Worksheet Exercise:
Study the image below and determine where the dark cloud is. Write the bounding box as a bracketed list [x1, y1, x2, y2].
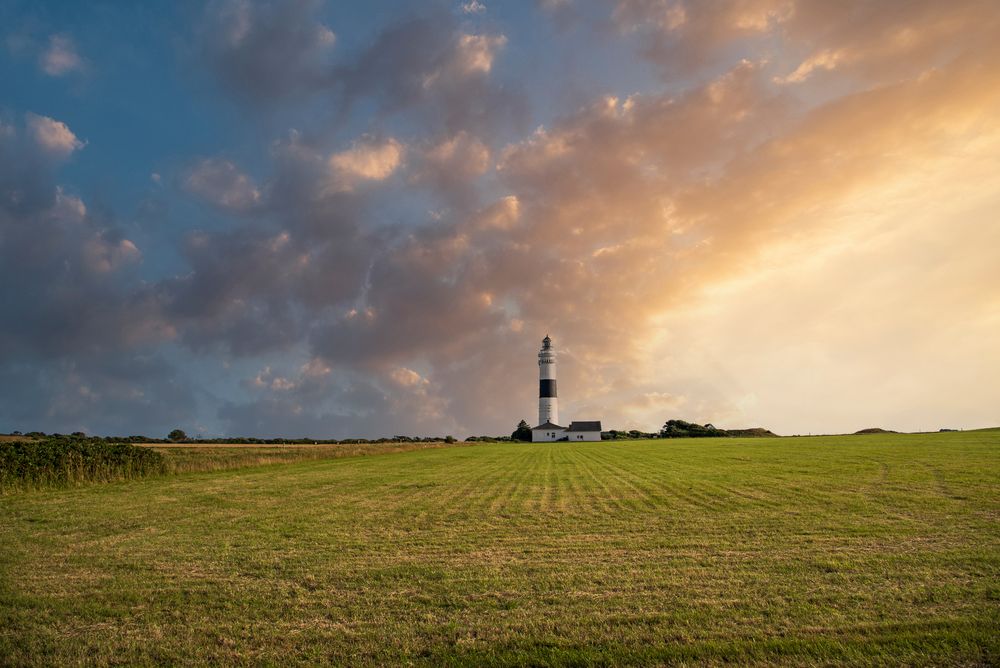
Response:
[0, 355, 198, 437]
[198, 2, 526, 136]
[183, 158, 262, 212]
[331, 12, 525, 136]
[160, 227, 312, 357]
[408, 131, 491, 208]
[0, 114, 164, 361]
[199, 0, 336, 102]
[218, 365, 456, 438]
[0, 115, 196, 435]
[162, 133, 385, 356]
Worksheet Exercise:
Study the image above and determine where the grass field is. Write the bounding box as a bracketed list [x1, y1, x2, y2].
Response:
[1, 431, 998, 665]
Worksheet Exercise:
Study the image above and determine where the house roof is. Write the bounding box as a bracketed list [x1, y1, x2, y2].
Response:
[532, 421, 565, 430]
[567, 421, 602, 432]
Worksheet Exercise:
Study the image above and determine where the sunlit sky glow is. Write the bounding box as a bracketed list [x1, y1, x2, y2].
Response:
[2, 0, 998, 438]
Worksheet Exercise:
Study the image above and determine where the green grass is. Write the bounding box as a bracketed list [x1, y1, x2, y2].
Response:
[1, 431, 998, 666]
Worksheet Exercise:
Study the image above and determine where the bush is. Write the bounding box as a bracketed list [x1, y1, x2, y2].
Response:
[601, 429, 659, 440]
[0, 438, 165, 493]
[660, 420, 728, 438]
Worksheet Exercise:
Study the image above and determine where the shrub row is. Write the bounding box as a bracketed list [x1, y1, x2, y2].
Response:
[0, 438, 165, 493]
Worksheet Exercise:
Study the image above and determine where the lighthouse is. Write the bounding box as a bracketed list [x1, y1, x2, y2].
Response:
[538, 335, 558, 426]
[530, 334, 603, 442]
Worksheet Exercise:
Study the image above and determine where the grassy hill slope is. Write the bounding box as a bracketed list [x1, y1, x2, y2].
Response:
[1, 431, 998, 665]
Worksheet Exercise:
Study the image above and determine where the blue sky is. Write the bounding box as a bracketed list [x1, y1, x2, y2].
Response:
[2, 0, 998, 438]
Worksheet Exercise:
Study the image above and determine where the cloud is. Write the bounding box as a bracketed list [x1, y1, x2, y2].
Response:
[39, 34, 85, 76]
[774, 48, 845, 84]
[611, 0, 790, 76]
[0, 114, 178, 437]
[249, 366, 298, 391]
[199, 4, 525, 137]
[184, 158, 262, 211]
[461, 1, 486, 14]
[154, 124, 392, 360]
[327, 137, 404, 192]
[389, 366, 427, 387]
[26, 113, 85, 157]
[218, 364, 454, 438]
[162, 228, 312, 356]
[411, 131, 491, 204]
[199, 0, 336, 102]
[472, 195, 520, 230]
[453, 33, 507, 75]
[539, 0, 572, 8]
[773, 0, 997, 83]
[330, 12, 524, 136]
[0, 355, 199, 437]
[82, 237, 141, 274]
[424, 132, 490, 175]
[608, 0, 999, 84]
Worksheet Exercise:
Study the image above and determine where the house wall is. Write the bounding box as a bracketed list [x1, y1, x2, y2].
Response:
[531, 429, 566, 442]
[567, 431, 601, 442]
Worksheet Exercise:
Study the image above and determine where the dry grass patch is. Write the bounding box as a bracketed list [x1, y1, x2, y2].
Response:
[146, 440, 463, 475]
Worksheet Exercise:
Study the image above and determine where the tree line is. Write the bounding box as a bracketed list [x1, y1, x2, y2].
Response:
[10, 430, 460, 446]
[6, 417, 775, 450]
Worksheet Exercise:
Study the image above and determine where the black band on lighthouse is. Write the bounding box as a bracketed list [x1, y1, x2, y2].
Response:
[539, 379, 557, 398]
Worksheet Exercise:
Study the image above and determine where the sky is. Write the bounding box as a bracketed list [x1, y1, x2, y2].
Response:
[1, 0, 998, 439]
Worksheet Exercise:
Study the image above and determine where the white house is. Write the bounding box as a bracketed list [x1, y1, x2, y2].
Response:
[565, 421, 602, 442]
[531, 421, 566, 442]
[530, 420, 603, 442]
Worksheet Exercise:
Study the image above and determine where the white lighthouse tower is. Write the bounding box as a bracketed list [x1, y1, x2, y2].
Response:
[538, 335, 559, 426]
